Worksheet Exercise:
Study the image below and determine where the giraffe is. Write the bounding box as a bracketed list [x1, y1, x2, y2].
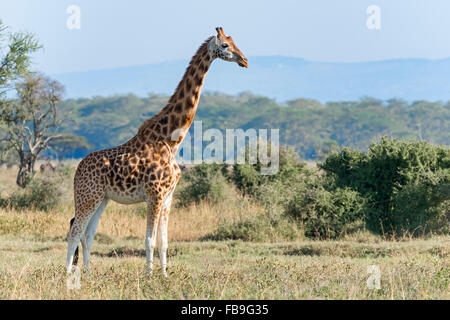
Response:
[66, 27, 248, 276]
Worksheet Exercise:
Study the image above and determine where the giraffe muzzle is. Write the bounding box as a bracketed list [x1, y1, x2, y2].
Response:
[238, 58, 248, 68]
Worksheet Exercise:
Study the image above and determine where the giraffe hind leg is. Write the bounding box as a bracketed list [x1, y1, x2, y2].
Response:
[69, 217, 79, 266]
[67, 196, 106, 273]
[81, 198, 109, 271]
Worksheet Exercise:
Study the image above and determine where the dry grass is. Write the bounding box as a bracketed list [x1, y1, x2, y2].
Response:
[0, 234, 448, 299]
[0, 165, 449, 299]
[0, 190, 262, 242]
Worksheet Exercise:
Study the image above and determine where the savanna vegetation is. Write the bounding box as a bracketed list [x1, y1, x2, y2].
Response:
[0, 20, 448, 300]
[0, 138, 448, 299]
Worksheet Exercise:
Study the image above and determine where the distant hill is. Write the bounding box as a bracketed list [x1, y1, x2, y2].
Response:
[52, 56, 450, 102]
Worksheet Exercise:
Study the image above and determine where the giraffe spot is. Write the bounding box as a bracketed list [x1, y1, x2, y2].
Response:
[195, 75, 202, 86]
[186, 79, 192, 91]
[162, 126, 168, 135]
[175, 103, 183, 112]
[160, 116, 168, 125]
[184, 99, 194, 109]
[178, 88, 184, 99]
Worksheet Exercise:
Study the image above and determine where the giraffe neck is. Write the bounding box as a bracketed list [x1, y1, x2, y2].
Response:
[137, 37, 215, 150]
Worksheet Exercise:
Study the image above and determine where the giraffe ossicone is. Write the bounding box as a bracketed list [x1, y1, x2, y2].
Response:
[66, 27, 248, 276]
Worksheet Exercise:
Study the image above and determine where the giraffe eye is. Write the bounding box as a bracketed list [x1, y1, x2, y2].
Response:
[221, 43, 228, 48]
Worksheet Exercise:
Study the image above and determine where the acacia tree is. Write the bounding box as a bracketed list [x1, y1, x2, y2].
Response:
[48, 134, 92, 160]
[1, 74, 65, 187]
[0, 20, 40, 105]
[0, 20, 40, 162]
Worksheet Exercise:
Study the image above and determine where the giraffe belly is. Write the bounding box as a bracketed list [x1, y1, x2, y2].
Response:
[105, 186, 146, 204]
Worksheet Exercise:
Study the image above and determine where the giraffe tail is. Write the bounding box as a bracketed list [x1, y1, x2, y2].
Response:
[69, 217, 79, 265]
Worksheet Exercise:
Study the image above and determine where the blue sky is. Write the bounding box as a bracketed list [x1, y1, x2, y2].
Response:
[1, 0, 449, 74]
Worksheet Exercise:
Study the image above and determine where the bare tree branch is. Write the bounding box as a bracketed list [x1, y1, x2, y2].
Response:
[1, 73, 65, 187]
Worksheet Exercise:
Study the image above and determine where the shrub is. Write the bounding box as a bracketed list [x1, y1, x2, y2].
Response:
[321, 137, 450, 237]
[175, 163, 232, 207]
[2, 175, 63, 211]
[231, 163, 261, 196]
[286, 186, 365, 239]
[231, 146, 306, 196]
[380, 169, 449, 236]
[0, 163, 73, 211]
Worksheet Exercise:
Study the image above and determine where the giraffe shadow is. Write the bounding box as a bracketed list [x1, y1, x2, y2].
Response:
[93, 246, 181, 258]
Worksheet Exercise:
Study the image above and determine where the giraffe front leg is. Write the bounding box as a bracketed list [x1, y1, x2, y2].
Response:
[158, 213, 169, 277]
[145, 198, 162, 275]
[158, 189, 173, 277]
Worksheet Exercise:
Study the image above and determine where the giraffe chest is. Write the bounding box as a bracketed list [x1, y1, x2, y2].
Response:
[103, 160, 179, 205]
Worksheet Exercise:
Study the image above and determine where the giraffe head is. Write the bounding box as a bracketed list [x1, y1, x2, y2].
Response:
[211, 27, 248, 68]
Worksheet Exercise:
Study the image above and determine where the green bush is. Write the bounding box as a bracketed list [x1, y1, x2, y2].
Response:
[321, 137, 450, 237]
[379, 169, 449, 236]
[286, 186, 365, 239]
[175, 163, 231, 207]
[231, 146, 306, 196]
[0, 163, 73, 211]
[231, 163, 261, 196]
[1, 175, 63, 211]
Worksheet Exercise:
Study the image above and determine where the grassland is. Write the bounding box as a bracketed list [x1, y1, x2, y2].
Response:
[0, 165, 448, 300]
